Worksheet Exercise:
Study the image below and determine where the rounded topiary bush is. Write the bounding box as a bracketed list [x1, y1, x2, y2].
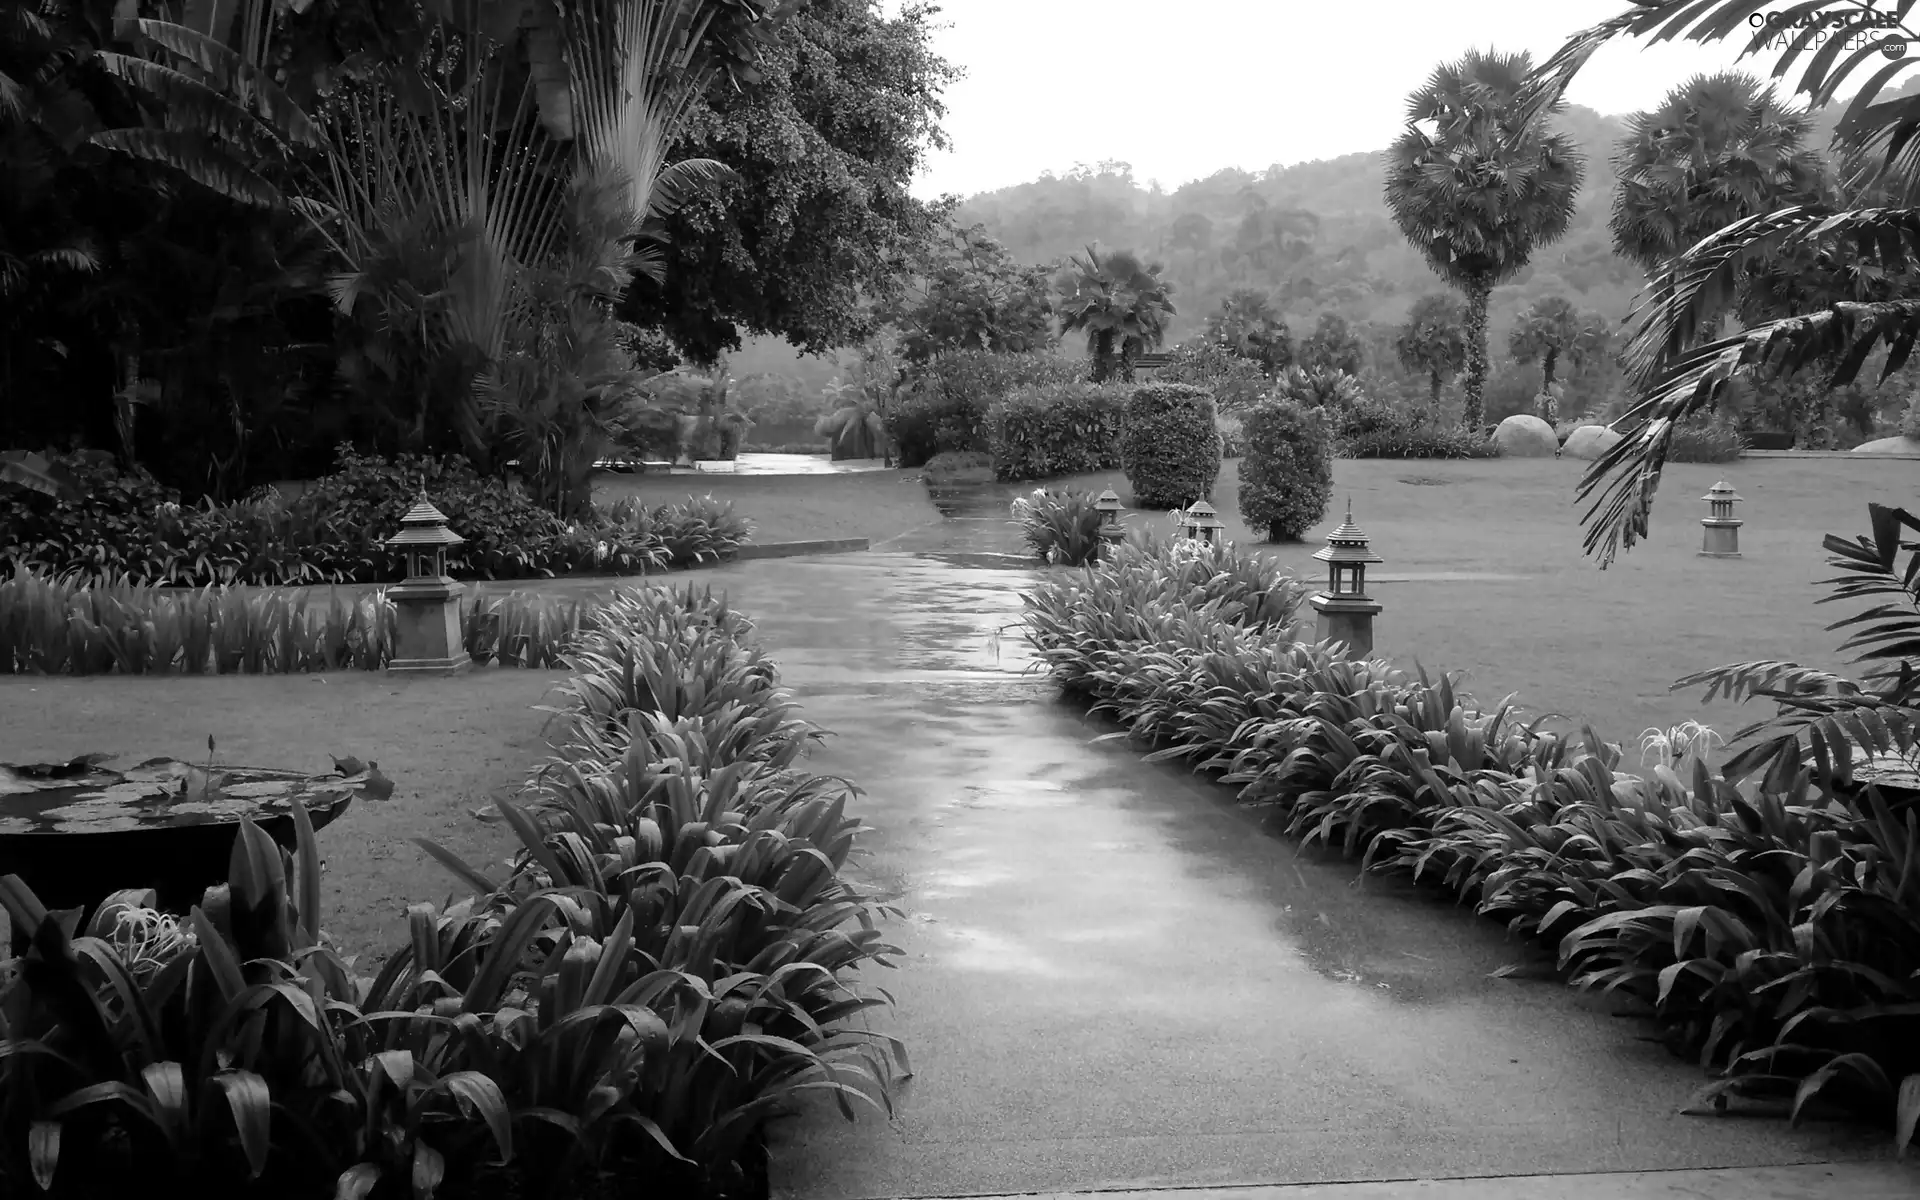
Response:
[1238, 399, 1332, 542]
[1120, 382, 1221, 510]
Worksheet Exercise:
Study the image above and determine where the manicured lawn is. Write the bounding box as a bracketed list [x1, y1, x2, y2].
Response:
[0, 670, 570, 958]
[594, 466, 942, 546]
[1063, 454, 1920, 750]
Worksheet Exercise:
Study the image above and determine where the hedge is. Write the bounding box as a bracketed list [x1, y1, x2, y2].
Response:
[1120, 383, 1221, 510]
[984, 381, 1130, 481]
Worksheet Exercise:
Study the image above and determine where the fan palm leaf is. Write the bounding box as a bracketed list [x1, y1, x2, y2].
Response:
[1523, 3, 1920, 565]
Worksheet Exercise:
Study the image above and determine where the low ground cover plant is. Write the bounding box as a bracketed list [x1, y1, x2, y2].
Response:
[0, 584, 903, 1198]
[1333, 400, 1501, 459]
[0, 569, 600, 674]
[1009, 488, 1106, 566]
[0, 448, 749, 587]
[1024, 515, 1920, 1147]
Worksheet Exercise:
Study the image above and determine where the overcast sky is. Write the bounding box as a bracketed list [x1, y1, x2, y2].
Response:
[904, 0, 1863, 200]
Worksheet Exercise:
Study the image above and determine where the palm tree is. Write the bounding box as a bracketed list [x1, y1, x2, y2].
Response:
[1054, 245, 1175, 383]
[1520, 2, 1920, 568]
[1393, 293, 1468, 414]
[1610, 72, 1828, 365]
[1384, 48, 1585, 430]
[90, 0, 779, 513]
[1508, 295, 1610, 398]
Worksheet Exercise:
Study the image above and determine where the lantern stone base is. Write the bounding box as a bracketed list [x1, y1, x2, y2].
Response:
[387, 577, 471, 675]
[1700, 520, 1742, 558]
[1311, 592, 1382, 659]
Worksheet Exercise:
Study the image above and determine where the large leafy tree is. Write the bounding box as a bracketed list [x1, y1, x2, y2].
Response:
[1507, 294, 1607, 394]
[1204, 287, 1293, 375]
[616, 0, 955, 362]
[1611, 71, 1828, 364]
[888, 220, 1053, 360]
[1297, 311, 1365, 376]
[1385, 48, 1585, 429]
[1054, 244, 1175, 383]
[1393, 293, 1468, 412]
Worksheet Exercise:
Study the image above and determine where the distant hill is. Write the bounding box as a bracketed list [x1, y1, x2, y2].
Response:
[727, 79, 1919, 382]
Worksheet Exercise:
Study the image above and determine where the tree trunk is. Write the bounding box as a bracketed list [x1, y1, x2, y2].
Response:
[1541, 346, 1559, 392]
[1461, 278, 1492, 430]
[1428, 368, 1442, 413]
[1091, 329, 1114, 383]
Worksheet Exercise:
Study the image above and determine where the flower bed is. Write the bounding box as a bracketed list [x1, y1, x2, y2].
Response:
[1025, 531, 1920, 1145]
[0, 584, 903, 1197]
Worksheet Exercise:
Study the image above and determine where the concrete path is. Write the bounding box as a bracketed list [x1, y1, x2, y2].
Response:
[678, 506, 1908, 1200]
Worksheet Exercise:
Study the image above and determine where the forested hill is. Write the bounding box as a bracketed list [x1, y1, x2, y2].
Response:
[947, 90, 1899, 348]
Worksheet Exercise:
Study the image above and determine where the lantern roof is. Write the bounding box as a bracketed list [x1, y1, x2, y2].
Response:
[1095, 487, 1124, 511]
[385, 492, 466, 548]
[1312, 499, 1382, 566]
[1185, 499, 1225, 527]
[1702, 480, 1742, 503]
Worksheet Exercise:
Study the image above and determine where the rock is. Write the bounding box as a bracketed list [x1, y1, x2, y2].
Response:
[1560, 424, 1624, 461]
[1493, 414, 1560, 458]
[1852, 436, 1920, 455]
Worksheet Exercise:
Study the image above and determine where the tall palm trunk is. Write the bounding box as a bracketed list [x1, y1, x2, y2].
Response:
[1428, 368, 1443, 413]
[1541, 345, 1559, 392]
[1461, 277, 1492, 429]
[1091, 328, 1115, 383]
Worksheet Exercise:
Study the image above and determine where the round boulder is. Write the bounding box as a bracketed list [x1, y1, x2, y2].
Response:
[1493, 414, 1560, 458]
[1852, 436, 1920, 456]
[1560, 424, 1623, 461]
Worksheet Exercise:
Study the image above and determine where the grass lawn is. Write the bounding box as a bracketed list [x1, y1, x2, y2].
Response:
[1061, 454, 1920, 752]
[594, 466, 942, 547]
[0, 670, 572, 959]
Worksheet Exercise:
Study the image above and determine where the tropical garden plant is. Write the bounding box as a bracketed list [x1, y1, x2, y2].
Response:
[1507, 295, 1610, 414]
[1009, 488, 1106, 566]
[1054, 245, 1176, 383]
[1393, 294, 1468, 416]
[1384, 49, 1585, 429]
[1118, 383, 1221, 510]
[1236, 400, 1333, 542]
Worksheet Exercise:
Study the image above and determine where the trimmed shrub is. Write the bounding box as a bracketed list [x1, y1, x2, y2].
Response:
[1238, 401, 1333, 542]
[1120, 383, 1221, 510]
[1666, 414, 1744, 463]
[1902, 400, 1920, 441]
[1010, 487, 1106, 565]
[890, 350, 1083, 467]
[985, 381, 1130, 481]
[923, 449, 996, 485]
[1334, 400, 1501, 459]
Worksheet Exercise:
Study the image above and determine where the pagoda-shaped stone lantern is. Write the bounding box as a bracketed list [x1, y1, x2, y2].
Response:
[383, 492, 471, 675]
[1095, 488, 1126, 553]
[1180, 499, 1226, 546]
[1310, 499, 1383, 658]
[1699, 480, 1743, 558]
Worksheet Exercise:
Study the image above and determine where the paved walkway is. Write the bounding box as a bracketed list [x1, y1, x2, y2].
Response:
[665, 510, 1912, 1200]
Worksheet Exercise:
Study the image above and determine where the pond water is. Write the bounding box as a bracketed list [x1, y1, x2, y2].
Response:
[0, 757, 362, 835]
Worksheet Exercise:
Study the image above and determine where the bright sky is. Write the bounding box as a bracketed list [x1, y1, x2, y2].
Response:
[904, 0, 1885, 200]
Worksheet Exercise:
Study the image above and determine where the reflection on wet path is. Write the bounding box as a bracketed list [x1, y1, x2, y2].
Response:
[687, 488, 1876, 1200]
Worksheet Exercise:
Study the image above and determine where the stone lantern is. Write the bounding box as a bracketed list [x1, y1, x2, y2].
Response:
[1700, 481, 1743, 558]
[1180, 499, 1226, 546]
[383, 492, 472, 675]
[1309, 499, 1383, 658]
[1095, 488, 1125, 549]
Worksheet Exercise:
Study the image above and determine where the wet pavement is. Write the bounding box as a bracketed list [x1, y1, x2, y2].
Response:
[672, 497, 1896, 1199]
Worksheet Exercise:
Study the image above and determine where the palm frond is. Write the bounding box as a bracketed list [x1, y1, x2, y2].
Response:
[89, 127, 284, 206]
[646, 157, 735, 223]
[92, 52, 296, 163]
[118, 19, 320, 149]
[1579, 298, 1920, 566]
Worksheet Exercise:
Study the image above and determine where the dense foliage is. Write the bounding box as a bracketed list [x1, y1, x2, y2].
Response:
[1024, 520, 1920, 1149]
[1237, 401, 1333, 542]
[1333, 400, 1503, 459]
[984, 382, 1130, 481]
[1009, 488, 1106, 566]
[1119, 383, 1221, 510]
[0, 585, 904, 1197]
[887, 222, 1055, 360]
[889, 350, 1083, 466]
[0, 449, 748, 586]
[1055, 246, 1176, 382]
